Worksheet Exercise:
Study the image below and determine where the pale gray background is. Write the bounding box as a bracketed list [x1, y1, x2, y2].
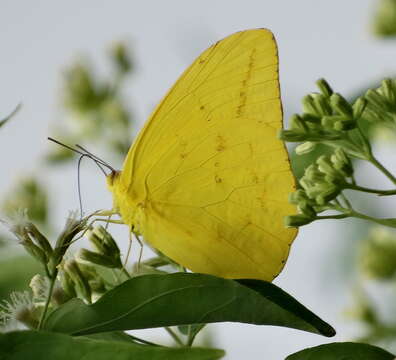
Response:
[1, 1, 396, 358]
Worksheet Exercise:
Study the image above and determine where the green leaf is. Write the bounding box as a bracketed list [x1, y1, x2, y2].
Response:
[44, 273, 335, 337]
[0, 330, 225, 360]
[286, 342, 395, 359]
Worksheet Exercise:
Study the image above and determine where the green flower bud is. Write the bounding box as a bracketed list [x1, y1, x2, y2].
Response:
[24, 241, 48, 265]
[77, 263, 107, 301]
[290, 114, 308, 131]
[301, 113, 321, 127]
[304, 164, 325, 183]
[380, 78, 396, 104]
[316, 156, 335, 175]
[278, 129, 307, 142]
[312, 93, 332, 116]
[352, 97, 367, 120]
[333, 118, 356, 131]
[360, 228, 396, 280]
[306, 130, 343, 141]
[26, 223, 53, 257]
[289, 189, 309, 204]
[299, 177, 314, 192]
[284, 214, 314, 227]
[316, 78, 333, 98]
[297, 200, 317, 218]
[51, 212, 87, 270]
[111, 43, 133, 74]
[373, 0, 396, 37]
[89, 226, 120, 256]
[302, 95, 318, 116]
[330, 93, 353, 118]
[63, 260, 91, 303]
[365, 89, 390, 113]
[295, 141, 316, 155]
[331, 148, 353, 177]
[64, 63, 108, 114]
[321, 115, 345, 130]
[59, 270, 77, 299]
[315, 183, 340, 205]
[77, 248, 122, 269]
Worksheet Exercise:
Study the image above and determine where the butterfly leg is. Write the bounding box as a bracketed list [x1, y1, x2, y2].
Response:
[70, 213, 125, 245]
[134, 232, 144, 269]
[123, 226, 144, 272]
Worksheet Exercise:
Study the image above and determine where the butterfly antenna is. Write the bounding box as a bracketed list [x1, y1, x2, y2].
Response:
[77, 154, 85, 219]
[48, 137, 113, 175]
[75, 144, 115, 172]
[47, 137, 85, 156]
[48, 137, 114, 218]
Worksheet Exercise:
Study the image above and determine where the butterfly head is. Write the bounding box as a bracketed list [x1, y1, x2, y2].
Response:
[106, 170, 121, 189]
[106, 170, 123, 214]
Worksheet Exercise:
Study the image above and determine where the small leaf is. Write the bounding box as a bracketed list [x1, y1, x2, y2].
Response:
[0, 330, 225, 360]
[0, 104, 21, 129]
[286, 342, 395, 360]
[44, 273, 335, 337]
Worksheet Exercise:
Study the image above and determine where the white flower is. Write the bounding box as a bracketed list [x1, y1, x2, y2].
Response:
[0, 291, 34, 331]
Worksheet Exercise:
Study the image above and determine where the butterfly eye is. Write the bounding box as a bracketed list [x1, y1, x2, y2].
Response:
[106, 170, 120, 187]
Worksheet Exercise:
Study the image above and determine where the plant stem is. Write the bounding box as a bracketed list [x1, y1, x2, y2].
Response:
[346, 184, 396, 196]
[186, 325, 193, 347]
[37, 269, 58, 330]
[339, 193, 353, 209]
[128, 334, 163, 347]
[349, 210, 396, 228]
[369, 155, 396, 186]
[121, 267, 131, 279]
[316, 214, 350, 220]
[165, 327, 184, 347]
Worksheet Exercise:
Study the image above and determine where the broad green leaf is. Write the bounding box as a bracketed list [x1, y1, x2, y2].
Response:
[44, 273, 335, 337]
[0, 330, 224, 360]
[286, 342, 395, 360]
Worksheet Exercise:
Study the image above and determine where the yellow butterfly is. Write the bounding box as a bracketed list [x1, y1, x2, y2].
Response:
[107, 29, 297, 281]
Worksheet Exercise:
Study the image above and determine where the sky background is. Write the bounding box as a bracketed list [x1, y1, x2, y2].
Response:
[1, 0, 396, 358]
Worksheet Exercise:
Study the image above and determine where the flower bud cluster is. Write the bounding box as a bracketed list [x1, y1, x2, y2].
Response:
[3, 210, 52, 266]
[47, 44, 134, 164]
[285, 148, 353, 227]
[3, 210, 87, 277]
[111, 43, 133, 75]
[78, 225, 122, 269]
[373, 0, 396, 37]
[60, 259, 107, 303]
[49, 212, 87, 274]
[364, 78, 396, 129]
[360, 228, 396, 280]
[280, 79, 366, 154]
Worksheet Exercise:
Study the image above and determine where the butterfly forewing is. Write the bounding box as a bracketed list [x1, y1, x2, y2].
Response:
[115, 29, 297, 281]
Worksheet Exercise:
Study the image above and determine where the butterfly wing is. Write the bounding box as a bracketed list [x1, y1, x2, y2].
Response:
[115, 29, 297, 281]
